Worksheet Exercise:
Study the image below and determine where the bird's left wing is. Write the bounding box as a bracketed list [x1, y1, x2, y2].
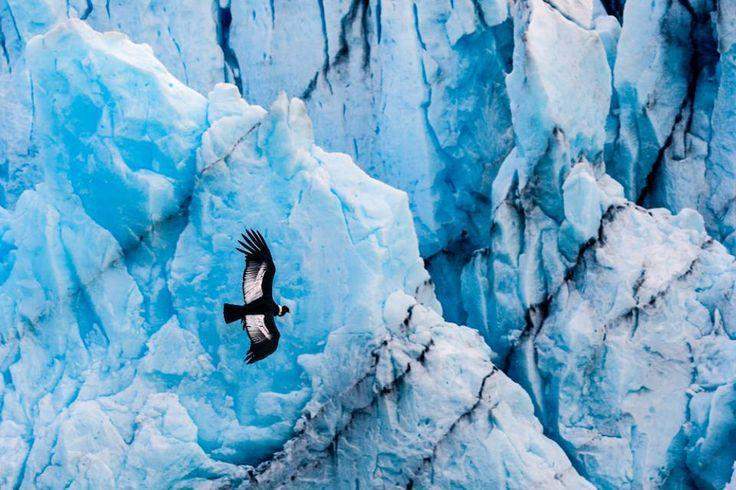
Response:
[236, 229, 276, 304]
[243, 315, 280, 364]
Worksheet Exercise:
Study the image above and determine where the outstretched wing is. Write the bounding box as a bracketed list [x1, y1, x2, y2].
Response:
[243, 315, 280, 364]
[236, 229, 276, 304]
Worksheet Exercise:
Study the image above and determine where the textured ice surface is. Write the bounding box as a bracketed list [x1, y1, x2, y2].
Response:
[486, 0, 736, 486]
[2, 0, 736, 488]
[252, 292, 589, 489]
[0, 0, 513, 258]
[0, 20, 588, 488]
[533, 202, 736, 488]
[609, 0, 693, 200]
[0, 1, 518, 331]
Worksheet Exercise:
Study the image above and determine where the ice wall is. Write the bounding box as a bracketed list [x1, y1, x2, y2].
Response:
[0, 20, 588, 488]
[1, 0, 513, 254]
[483, 0, 736, 486]
[0, 1, 519, 331]
[2, 0, 736, 305]
[1, 0, 736, 488]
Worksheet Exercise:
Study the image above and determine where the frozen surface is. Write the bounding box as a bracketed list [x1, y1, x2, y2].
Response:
[0, 0, 518, 330]
[1, 0, 736, 488]
[533, 202, 736, 488]
[485, 0, 736, 486]
[0, 0, 513, 258]
[0, 20, 588, 488]
[251, 293, 590, 489]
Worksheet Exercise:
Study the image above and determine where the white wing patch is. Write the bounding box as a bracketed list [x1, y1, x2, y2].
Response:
[243, 261, 267, 303]
[244, 315, 272, 343]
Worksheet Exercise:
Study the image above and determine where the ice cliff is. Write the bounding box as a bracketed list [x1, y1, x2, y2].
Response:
[0, 0, 735, 488]
[0, 19, 588, 488]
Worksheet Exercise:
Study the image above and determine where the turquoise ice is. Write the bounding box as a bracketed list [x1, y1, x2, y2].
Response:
[1, 0, 736, 488]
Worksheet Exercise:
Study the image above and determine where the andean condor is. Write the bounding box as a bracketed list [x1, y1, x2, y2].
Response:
[222, 229, 290, 363]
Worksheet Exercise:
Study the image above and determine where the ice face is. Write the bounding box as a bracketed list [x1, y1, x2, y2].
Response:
[0, 0, 514, 259]
[531, 202, 736, 488]
[168, 84, 435, 463]
[609, 0, 693, 200]
[485, 0, 615, 363]
[253, 292, 591, 489]
[485, 0, 736, 486]
[0, 20, 589, 488]
[1, 0, 736, 488]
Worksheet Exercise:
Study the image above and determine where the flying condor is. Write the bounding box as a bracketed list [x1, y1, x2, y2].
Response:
[223, 229, 290, 364]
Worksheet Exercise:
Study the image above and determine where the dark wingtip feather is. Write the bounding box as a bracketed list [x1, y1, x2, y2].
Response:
[236, 229, 272, 261]
[237, 232, 260, 257]
[237, 239, 255, 254]
[245, 231, 258, 245]
[252, 230, 271, 259]
[246, 229, 259, 247]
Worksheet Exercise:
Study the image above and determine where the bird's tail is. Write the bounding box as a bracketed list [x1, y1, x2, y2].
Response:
[223, 303, 247, 324]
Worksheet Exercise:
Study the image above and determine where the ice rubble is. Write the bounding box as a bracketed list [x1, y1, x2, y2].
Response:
[0, 20, 589, 488]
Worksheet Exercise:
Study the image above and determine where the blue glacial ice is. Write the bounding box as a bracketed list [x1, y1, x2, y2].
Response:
[0, 0, 735, 488]
[0, 19, 590, 488]
[0, 0, 518, 330]
[484, 0, 736, 486]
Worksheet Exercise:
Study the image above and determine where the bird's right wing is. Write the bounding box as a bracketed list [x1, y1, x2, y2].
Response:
[237, 229, 276, 304]
[243, 315, 280, 364]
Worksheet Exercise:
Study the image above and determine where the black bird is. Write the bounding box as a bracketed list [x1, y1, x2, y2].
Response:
[223, 229, 290, 363]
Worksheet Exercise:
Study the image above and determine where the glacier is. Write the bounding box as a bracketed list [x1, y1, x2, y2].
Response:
[0, 19, 589, 488]
[0, 0, 735, 488]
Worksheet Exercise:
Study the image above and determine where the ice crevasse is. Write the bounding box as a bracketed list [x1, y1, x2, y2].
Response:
[0, 20, 591, 488]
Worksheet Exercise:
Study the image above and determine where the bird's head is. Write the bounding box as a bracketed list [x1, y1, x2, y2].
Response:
[278, 305, 290, 317]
